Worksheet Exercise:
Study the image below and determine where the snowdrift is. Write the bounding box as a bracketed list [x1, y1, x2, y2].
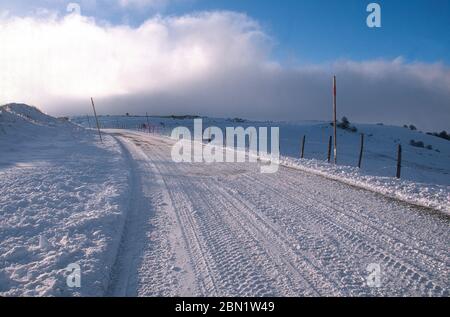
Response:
[1, 103, 62, 126]
[0, 104, 129, 296]
[0, 103, 82, 142]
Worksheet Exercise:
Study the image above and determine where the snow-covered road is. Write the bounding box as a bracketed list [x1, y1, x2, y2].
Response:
[108, 131, 449, 297]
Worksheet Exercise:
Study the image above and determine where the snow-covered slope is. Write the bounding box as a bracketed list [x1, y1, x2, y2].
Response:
[73, 115, 450, 213]
[0, 104, 129, 296]
[1, 103, 61, 125]
[0, 103, 73, 138]
[73, 115, 450, 185]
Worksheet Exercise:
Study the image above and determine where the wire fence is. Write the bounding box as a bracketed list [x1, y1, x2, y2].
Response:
[74, 116, 448, 182]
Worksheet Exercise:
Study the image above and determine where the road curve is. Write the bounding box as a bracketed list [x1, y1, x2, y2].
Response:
[107, 131, 449, 297]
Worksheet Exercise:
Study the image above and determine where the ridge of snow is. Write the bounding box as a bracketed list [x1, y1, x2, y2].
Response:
[279, 157, 450, 215]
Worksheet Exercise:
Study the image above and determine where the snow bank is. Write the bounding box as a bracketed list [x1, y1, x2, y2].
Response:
[279, 157, 450, 215]
[0, 104, 129, 296]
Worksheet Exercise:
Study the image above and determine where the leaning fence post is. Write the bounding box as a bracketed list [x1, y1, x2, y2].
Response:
[358, 133, 365, 168]
[396, 144, 402, 179]
[327, 136, 332, 163]
[301, 135, 306, 159]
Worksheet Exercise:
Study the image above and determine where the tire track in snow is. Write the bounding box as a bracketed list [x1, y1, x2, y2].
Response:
[141, 139, 221, 296]
[234, 169, 449, 296]
[204, 180, 343, 295]
[147, 143, 276, 296]
[108, 135, 197, 296]
[109, 131, 449, 297]
[276, 167, 449, 261]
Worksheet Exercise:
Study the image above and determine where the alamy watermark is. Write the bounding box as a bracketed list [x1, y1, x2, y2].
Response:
[366, 3, 381, 28]
[366, 263, 382, 288]
[170, 119, 280, 174]
[65, 263, 81, 288]
[66, 3, 81, 15]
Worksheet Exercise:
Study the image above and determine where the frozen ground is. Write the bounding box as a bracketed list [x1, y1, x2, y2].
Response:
[1, 105, 448, 296]
[108, 130, 449, 297]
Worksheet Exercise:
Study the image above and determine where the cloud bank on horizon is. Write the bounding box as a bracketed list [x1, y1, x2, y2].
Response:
[0, 4, 449, 131]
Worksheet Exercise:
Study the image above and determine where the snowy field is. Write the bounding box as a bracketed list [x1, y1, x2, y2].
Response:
[0, 104, 448, 296]
[73, 115, 450, 185]
[73, 115, 450, 213]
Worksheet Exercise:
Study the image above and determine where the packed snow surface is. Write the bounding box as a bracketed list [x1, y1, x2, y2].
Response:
[107, 130, 449, 296]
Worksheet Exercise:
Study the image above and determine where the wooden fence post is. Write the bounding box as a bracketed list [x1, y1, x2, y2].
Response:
[327, 136, 332, 163]
[333, 75, 338, 164]
[396, 144, 402, 179]
[301, 135, 306, 159]
[358, 133, 365, 168]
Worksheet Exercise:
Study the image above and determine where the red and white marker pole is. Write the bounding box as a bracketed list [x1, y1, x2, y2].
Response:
[333, 76, 337, 164]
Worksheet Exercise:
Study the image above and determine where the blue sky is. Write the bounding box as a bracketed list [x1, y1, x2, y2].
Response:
[1, 0, 449, 64]
[165, 0, 450, 64]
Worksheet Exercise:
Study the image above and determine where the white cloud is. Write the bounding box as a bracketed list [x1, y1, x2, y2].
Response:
[0, 11, 269, 99]
[0, 10, 449, 130]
